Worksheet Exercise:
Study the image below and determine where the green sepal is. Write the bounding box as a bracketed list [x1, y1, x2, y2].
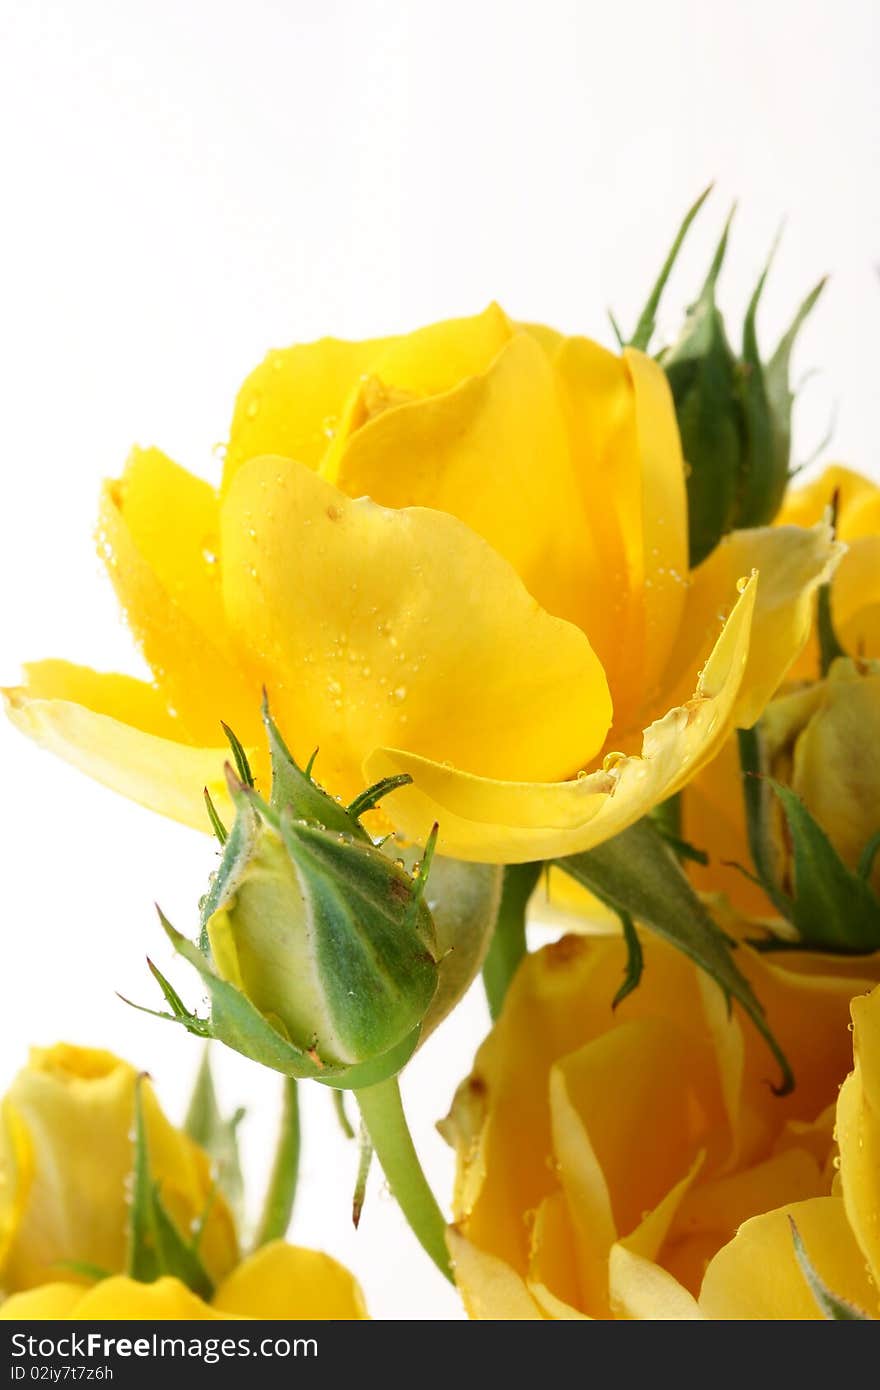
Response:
[352, 1124, 373, 1229]
[817, 488, 846, 676]
[332, 1088, 356, 1140]
[159, 912, 332, 1080]
[481, 862, 541, 1021]
[611, 910, 644, 1009]
[221, 721, 255, 789]
[764, 276, 827, 493]
[735, 235, 782, 528]
[858, 831, 880, 883]
[261, 695, 366, 838]
[556, 817, 793, 1093]
[156, 908, 423, 1088]
[790, 1217, 872, 1319]
[277, 811, 438, 1062]
[738, 723, 880, 952]
[203, 788, 228, 845]
[52, 1260, 111, 1284]
[628, 183, 714, 352]
[737, 726, 793, 919]
[348, 774, 414, 822]
[184, 1050, 246, 1225]
[659, 208, 743, 566]
[766, 779, 880, 952]
[386, 841, 504, 1034]
[199, 773, 261, 943]
[254, 1077, 300, 1248]
[126, 1076, 215, 1300]
[818, 580, 847, 676]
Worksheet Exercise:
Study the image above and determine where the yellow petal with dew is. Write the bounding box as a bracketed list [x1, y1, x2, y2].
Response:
[699, 1196, 877, 1319]
[221, 455, 610, 808]
[98, 454, 258, 744]
[331, 332, 601, 635]
[659, 521, 842, 729]
[838, 984, 880, 1285]
[366, 572, 757, 861]
[225, 334, 396, 487]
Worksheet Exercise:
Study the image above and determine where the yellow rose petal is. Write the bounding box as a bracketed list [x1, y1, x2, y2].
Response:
[554, 340, 688, 729]
[447, 1228, 545, 1320]
[225, 335, 395, 487]
[608, 1246, 702, 1320]
[365, 571, 756, 861]
[212, 1241, 367, 1320]
[365, 302, 512, 399]
[0, 1283, 86, 1319]
[527, 1191, 589, 1319]
[98, 455, 258, 744]
[331, 332, 602, 636]
[699, 1196, 876, 1319]
[221, 455, 610, 806]
[660, 521, 841, 729]
[75, 1276, 223, 1320]
[3, 668, 237, 831]
[777, 464, 874, 531]
[791, 660, 880, 883]
[838, 984, 880, 1284]
[0, 1046, 237, 1292]
[833, 538, 880, 660]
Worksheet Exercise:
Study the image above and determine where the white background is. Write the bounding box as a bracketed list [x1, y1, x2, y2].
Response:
[0, 0, 877, 1319]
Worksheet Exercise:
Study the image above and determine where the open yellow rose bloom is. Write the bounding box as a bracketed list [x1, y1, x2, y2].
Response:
[682, 466, 880, 917]
[4, 306, 837, 860]
[0, 1045, 366, 1320]
[444, 926, 880, 1319]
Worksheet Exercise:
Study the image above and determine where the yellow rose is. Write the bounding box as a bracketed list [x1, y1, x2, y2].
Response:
[683, 656, 880, 916]
[700, 980, 880, 1318]
[442, 927, 880, 1319]
[4, 307, 837, 861]
[0, 1244, 367, 1320]
[0, 1045, 365, 1320]
[780, 465, 880, 679]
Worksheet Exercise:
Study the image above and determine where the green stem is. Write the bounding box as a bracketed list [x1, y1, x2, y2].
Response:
[482, 862, 542, 1020]
[254, 1077, 300, 1247]
[354, 1076, 452, 1282]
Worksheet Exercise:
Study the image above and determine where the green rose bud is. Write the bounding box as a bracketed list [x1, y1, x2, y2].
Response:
[142, 702, 443, 1089]
[628, 187, 826, 566]
[205, 789, 439, 1072]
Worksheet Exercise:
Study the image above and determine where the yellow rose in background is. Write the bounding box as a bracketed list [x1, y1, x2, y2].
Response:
[0, 1045, 366, 1321]
[781, 465, 880, 679]
[701, 982, 880, 1318]
[0, 1044, 238, 1292]
[4, 306, 837, 861]
[0, 1244, 367, 1320]
[443, 928, 880, 1319]
[683, 657, 880, 916]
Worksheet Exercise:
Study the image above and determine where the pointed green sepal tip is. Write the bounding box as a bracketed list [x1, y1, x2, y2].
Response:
[159, 704, 445, 1086]
[790, 1218, 873, 1320]
[640, 193, 827, 561]
[126, 1074, 216, 1301]
[628, 182, 714, 352]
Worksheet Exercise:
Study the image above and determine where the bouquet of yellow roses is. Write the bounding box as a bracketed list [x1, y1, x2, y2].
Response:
[3, 191, 879, 1324]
